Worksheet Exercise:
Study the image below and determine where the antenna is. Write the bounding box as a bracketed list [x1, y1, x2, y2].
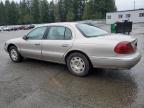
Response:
[134, 0, 136, 10]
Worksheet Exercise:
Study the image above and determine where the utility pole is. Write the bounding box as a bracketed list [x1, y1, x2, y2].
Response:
[134, 0, 136, 10]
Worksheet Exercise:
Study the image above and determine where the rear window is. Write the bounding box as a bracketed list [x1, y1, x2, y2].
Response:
[76, 24, 108, 38]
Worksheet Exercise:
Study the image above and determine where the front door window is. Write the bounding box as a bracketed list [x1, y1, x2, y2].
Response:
[27, 27, 47, 40]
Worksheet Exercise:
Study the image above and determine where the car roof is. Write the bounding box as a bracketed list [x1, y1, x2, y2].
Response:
[35, 22, 78, 28]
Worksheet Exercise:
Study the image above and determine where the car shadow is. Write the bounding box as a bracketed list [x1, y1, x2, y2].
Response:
[17, 58, 138, 107]
[23, 58, 136, 82]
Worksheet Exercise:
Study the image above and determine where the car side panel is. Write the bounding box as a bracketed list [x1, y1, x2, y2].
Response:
[19, 39, 42, 59]
[68, 39, 117, 58]
[42, 40, 73, 63]
[41, 25, 76, 63]
[5, 38, 22, 53]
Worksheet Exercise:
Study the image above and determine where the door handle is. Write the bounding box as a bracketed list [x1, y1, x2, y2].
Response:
[62, 44, 69, 47]
[34, 43, 40, 46]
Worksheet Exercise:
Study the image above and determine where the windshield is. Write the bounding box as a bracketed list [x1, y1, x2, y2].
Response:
[76, 24, 108, 37]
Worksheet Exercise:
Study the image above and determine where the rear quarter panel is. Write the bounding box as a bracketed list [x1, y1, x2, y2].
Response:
[70, 38, 118, 59]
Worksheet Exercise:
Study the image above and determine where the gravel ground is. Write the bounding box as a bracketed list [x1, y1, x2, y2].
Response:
[0, 23, 144, 108]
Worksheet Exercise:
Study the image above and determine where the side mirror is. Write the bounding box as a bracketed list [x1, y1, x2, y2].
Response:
[23, 35, 28, 40]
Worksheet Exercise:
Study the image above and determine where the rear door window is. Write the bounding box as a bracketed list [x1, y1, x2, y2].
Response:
[46, 26, 72, 40]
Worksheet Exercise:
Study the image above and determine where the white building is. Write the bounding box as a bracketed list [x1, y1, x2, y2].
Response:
[106, 9, 144, 24]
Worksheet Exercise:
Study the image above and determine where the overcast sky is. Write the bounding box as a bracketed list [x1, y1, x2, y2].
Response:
[115, 0, 144, 11]
[1, 0, 144, 11]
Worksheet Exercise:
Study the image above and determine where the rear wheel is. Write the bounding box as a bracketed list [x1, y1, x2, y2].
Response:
[9, 46, 23, 62]
[66, 52, 91, 77]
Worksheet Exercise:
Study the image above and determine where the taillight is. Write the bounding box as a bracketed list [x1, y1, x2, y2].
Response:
[114, 41, 135, 54]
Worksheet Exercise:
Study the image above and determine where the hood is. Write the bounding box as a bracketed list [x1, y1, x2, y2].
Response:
[6, 37, 22, 44]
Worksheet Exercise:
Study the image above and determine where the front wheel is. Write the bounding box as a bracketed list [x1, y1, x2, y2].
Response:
[9, 46, 23, 62]
[66, 52, 91, 77]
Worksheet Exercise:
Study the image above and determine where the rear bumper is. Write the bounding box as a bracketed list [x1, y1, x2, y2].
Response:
[91, 52, 141, 69]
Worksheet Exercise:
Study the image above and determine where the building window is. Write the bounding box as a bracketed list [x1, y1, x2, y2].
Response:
[139, 13, 144, 17]
[118, 14, 123, 19]
[107, 15, 111, 19]
[126, 14, 131, 18]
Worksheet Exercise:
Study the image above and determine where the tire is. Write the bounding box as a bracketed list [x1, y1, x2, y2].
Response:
[8, 46, 23, 62]
[66, 52, 91, 77]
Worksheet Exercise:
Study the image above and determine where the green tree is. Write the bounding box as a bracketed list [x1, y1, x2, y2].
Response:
[8, 1, 19, 25]
[66, 8, 74, 21]
[0, 0, 117, 25]
[105, 0, 117, 12]
[48, 1, 55, 23]
[54, 3, 59, 22]
[5, 0, 11, 25]
[83, 0, 116, 20]
[82, 1, 92, 20]
[31, 0, 40, 23]
[19, 0, 32, 24]
[40, 0, 49, 23]
[64, 0, 74, 21]
[0, 2, 5, 25]
[58, 0, 66, 22]
[73, 0, 85, 21]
